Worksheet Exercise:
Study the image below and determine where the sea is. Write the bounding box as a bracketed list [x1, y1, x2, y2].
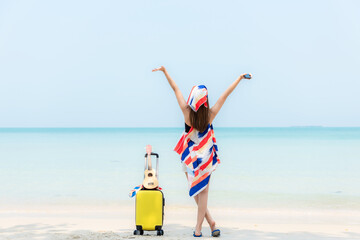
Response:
[0, 127, 359, 210]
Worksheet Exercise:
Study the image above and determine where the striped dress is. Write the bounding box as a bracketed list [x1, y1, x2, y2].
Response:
[174, 123, 220, 197]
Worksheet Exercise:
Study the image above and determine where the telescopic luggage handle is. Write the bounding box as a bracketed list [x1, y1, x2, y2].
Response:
[145, 153, 159, 158]
[144, 152, 159, 179]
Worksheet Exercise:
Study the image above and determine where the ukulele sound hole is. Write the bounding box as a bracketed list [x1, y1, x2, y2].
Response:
[148, 173, 153, 177]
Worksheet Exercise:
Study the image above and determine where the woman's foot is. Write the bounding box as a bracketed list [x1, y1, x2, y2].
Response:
[194, 226, 202, 237]
[209, 221, 216, 232]
[211, 229, 220, 237]
[209, 221, 220, 237]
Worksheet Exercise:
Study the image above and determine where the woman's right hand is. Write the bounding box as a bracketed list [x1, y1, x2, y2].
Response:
[240, 73, 252, 80]
[152, 66, 166, 72]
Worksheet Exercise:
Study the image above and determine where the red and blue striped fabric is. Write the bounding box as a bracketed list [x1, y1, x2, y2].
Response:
[129, 185, 163, 198]
[187, 85, 208, 112]
[174, 123, 220, 197]
[129, 185, 142, 198]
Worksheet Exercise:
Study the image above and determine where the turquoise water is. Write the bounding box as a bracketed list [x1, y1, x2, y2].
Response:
[0, 127, 359, 209]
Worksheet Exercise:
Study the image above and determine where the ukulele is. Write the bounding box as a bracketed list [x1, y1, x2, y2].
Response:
[142, 145, 159, 189]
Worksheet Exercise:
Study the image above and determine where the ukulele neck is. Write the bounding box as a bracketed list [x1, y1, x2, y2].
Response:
[147, 156, 152, 170]
[146, 144, 153, 171]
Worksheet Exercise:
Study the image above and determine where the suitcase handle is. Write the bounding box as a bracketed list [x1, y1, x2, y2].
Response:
[144, 153, 159, 158]
[144, 152, 159, 179]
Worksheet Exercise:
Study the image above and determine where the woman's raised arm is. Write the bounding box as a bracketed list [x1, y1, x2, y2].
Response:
[210, 73, 251, 123]
[152, 66, 188, 115]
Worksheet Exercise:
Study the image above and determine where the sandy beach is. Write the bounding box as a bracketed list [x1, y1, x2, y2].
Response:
[1, 128, 360, 239]
[1, 204, 359, 240]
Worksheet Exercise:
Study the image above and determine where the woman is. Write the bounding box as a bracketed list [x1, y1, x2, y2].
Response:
[152, 66, 251, 237]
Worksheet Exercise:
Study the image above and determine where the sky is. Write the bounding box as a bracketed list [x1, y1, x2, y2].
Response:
[0, 0, 359, 127]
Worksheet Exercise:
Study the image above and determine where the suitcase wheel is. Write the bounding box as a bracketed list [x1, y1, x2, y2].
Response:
[134, 229, 144, 235]
[157, 229, 164, 236]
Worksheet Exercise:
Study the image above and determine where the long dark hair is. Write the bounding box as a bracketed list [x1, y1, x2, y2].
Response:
[189, 99, 210, 132]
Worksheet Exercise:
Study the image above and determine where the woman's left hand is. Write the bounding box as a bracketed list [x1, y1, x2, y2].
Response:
[152, 66, 166, 72]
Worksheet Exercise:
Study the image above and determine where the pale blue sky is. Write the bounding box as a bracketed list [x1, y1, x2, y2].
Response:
[0, 0, 359, 127]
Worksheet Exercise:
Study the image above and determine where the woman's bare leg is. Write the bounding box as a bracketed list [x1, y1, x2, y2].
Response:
[194, 195, 216, 231]
[185, 173, 216, 234]
[194, 182, 209, 235]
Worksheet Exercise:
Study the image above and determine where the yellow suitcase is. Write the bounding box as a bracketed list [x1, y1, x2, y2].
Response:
[134, 189, 164, 235]
[134, 147, 164, 236]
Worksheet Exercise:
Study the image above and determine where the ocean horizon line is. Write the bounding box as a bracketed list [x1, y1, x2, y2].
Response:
[1, 126, 360, 129]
